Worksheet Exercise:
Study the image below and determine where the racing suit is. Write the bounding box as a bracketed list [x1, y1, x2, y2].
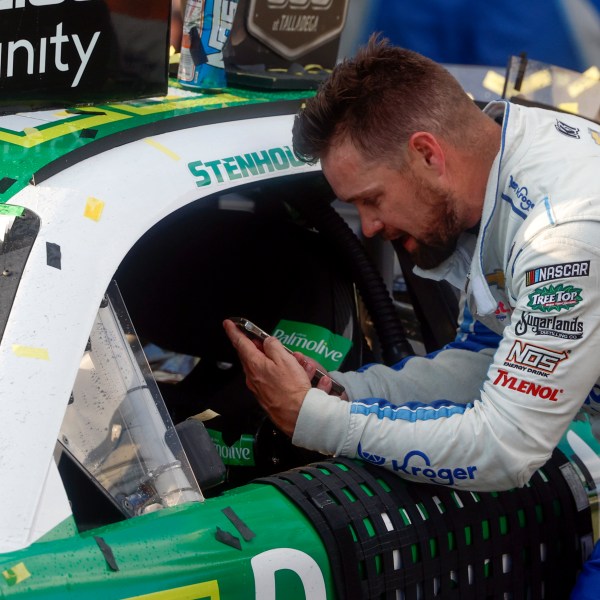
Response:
[293, 100, 600, 490]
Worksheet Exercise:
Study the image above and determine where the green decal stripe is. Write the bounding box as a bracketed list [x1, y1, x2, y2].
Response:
[0, 205, 24, 217]
[0, 86, 313, 205]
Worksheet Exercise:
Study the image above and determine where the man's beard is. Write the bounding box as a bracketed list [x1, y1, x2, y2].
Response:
[393, 177, 463, 270]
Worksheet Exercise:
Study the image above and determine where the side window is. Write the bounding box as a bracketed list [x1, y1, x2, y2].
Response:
[57, 282, 202, 527]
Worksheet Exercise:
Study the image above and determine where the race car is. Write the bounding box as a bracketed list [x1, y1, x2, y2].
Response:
[1, 2, 599, 598]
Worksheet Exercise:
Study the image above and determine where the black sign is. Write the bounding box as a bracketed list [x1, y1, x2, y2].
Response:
[0, 0, 170, 114]
[246, 0, 347, 62]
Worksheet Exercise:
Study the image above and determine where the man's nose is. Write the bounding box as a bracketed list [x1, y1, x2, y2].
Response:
[361, 216, 383, 238]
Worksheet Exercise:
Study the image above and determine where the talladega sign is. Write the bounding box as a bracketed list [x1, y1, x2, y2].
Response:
[0, 0, 170, 114]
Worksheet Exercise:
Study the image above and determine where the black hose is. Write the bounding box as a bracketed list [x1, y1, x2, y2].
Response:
[288, 177, 414, 365]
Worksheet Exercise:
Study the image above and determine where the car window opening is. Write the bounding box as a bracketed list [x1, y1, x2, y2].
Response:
[58, 172, 441, 531]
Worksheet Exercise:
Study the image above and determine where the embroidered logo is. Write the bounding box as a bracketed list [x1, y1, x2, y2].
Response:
[495, 301, 511, 321]
[357, 442, 386, 466]
[391, 450, 477, 485]
[503, 340, 569, 376]
[527, 284, 582, 312]
[508, 175, 535, 212]
[515, 312, 584, 340]
[525, 261, 590, 286]
[486, 270, 505, 289]
[493, 369, 563, 401]
[555, 120, 580, 139]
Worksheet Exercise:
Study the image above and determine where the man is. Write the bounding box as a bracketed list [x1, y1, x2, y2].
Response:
[223, 35, 600, 491]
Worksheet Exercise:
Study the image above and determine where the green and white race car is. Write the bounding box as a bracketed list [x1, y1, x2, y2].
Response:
[1, 2, 599, 598]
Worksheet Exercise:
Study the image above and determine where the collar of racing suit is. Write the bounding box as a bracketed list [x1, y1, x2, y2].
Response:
[414, 100, 534, 316]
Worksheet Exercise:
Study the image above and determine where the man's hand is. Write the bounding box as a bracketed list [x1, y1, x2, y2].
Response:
[292, 352, 349, 400]
[223, 319, 312, 436]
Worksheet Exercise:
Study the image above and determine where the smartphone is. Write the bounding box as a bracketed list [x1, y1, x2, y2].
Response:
[229, 317, 346, 397]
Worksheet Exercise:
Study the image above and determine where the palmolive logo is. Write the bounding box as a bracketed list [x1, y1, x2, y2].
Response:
[493, 368, 563, 401]
[0, 0, 91, 10]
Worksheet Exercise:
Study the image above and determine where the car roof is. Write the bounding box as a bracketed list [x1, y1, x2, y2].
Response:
[0, 85, 313, 206]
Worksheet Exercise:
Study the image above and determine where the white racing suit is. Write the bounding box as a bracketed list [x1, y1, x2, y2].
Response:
[293, 100, 600, 490]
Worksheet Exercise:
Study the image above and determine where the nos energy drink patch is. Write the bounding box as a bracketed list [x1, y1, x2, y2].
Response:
[272, 320, 352, 371]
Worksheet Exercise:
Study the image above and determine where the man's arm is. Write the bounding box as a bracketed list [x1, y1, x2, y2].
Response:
[225, 222, 600, 492]
[294, 222, 600, 490]
[223, 319, 334, 436]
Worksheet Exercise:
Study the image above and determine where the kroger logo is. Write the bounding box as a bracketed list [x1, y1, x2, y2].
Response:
[508, 175, 535, 212]
[357, 442, 386, 466]
[392, 450, 477, 486]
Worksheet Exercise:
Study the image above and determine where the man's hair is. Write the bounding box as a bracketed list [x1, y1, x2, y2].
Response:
[292, 34, 479, 166]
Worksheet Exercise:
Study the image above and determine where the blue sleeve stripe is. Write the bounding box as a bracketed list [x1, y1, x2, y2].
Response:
[350, 397, 472, 422]
[445, 334, 500, 352]
[357, 305, 499, 376]
[543, 196, 556, 224]
[455, 303, 502, 350]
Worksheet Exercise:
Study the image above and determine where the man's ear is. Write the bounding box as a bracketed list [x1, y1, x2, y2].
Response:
[407, 132, 446, 180]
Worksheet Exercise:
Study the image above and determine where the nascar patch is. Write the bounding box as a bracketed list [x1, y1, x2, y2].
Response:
[525, 260, 590, 286]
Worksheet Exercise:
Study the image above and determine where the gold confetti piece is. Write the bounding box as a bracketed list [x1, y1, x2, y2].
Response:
[558, 102, 580, 115]
[12, 345, 50, 360]
[567, 66, 600, 98]
[84, 197, 105, 222]
[482, 71, 506, 96]
[144, 138, 181, 161]
[2, 562, 31, 586]
[588, 128, 600, 145]
[520, 70, 552, 94]
[22, 127, 43, 142]
[482, 68, 552, 98]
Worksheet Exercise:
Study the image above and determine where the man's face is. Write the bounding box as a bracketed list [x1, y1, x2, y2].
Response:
[321, 139, 465, 270]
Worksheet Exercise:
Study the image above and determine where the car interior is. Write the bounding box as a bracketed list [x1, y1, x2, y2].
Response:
[56, 170, 460, 531]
